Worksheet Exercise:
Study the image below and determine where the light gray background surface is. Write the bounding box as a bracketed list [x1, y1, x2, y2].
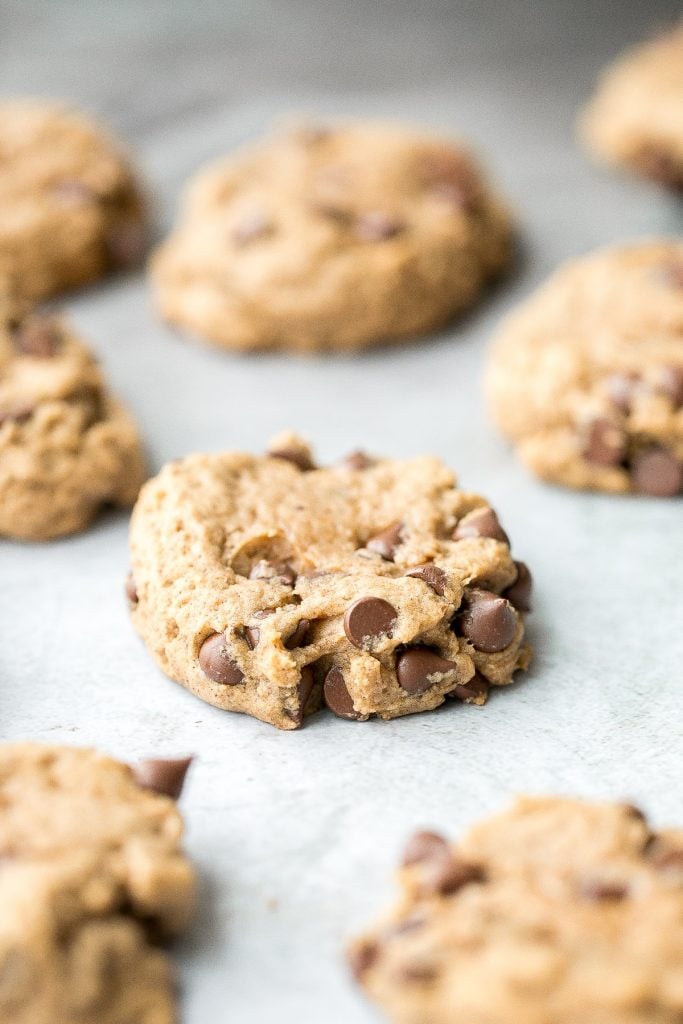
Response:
[1, 1, 682, 1021]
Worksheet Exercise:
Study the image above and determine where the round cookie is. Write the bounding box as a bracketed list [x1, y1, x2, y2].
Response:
[128, 433, 532, 730]
[0, 743, 195, 1024]
[486, 241, 683, 496]
[0, 99, 146, 301]
[0, 286, 146, 540]
[150, 121, 513, 352]
[350, 797, 683, 1024]
[581, 23, 683, 189]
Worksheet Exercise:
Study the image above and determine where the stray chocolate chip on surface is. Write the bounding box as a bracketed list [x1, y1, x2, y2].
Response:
[132, 756, 193, 800]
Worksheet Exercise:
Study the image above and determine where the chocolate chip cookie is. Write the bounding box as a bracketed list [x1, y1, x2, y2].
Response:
[0, 743, 195, 1024]
[581, 23, 683, 190]
[350, 797, 683, 1024]
[0, 285, 146, 540]
[128, 433, 532, 730]
[486, 241, 683, 496]
[150, 120, 513, 352]
[0, 98, 146, 301]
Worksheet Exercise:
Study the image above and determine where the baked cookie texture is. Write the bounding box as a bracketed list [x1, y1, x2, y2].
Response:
[581, 23, 683, 189]
[0, 98, 146, 302]
[128, 434, 532, 730]
[0, 743, 195, 1024]
[150, 121, 513, 352]
[486, 241, 683, 496]
[351, 797, 683, 1024]
[0, 285, 146, 540]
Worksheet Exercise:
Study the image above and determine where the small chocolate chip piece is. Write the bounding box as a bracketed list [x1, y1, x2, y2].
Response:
[125, 573, 138, 606]
[284, 619, 311, 650]
[13, 317, 61, 358]
[631, 447, 683, 497]
[267, 447, 316, 471]
[453, 507, 509, 544]
[244, 626, 260, 650]
[396, 647, 458, 695]
[502, 561, 532, 613]
[355, 211, 404, 241]
[582, 417, 625, 467]
[232, 210, 272, 245]
[655, 365, 683, 407]
[580, 879, 628, 901]
[249, 560, 297, 585]
[605, 372, 639, 414]
[348, 940, 379, 981]
[198, 632, 244, 685]
[344, 597, 398, 649]
[366, 522, 403, 560]
[404, 564, 447, 597]
[288, 665, 316, 727]
[132, 757, 193, 800]
[446, 671, 490, 703]
[455, 589, 517, 653]
[402, 830, 449, 867]
[339, 449, 374, 470]
[323, 666, 361, 720]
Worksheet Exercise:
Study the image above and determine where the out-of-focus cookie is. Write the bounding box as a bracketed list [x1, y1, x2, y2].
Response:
[0, 285, 146, 540]
[0, 743, 195, 1024]
[350, 797, 683, 1024]
[581, 24, 683, 189]
[150, 121, 513, 352]
[486, 241, 683, 496]
[128, 433, 532, 730]
[0, 99, 146, 301]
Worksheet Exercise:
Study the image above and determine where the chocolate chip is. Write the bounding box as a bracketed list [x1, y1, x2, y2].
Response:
[446, 671, 490, 703]
[636, 146, 683, 188]
[232, 211, 272, 245]
[420, 857, 485, 897]
[348, 940, 378, 981]
[650, 848, 683, 873]
[132, 757, 193, 800]
[366, 522, 403, 560]
[249, 560, 297, 585]
[605, 373, 639, 414]
[453, 507, 509, 544]
[198, 633, 244, 685]
[582, 417, 625, 467]
[244, 626, 260, 649]
[13, 317, 61, 358]
[125, 573, 138, 606]
[396, 647, 457, 695]
[656, 365, 683, 407]
[323, 666, 361, 720]
[404, 564, 447, 597]
[355, 211, 404, 241]
[297, 665, 315, 712]
[284, 619, 311, 649]
[502, 561, 532, 613]
[580, 879, 628, 901]
[106, 218, 146, 268]
[339, 450, 374, 470]
[402, 830, 449, 867]
[268, 447, 316, 471]
[455, 589, 517, 653]
[344, 597, 397, 649]
[631, 447, 683, 497]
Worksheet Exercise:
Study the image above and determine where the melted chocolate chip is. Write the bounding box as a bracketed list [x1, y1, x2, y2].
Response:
[344, 597, 397, 649]
[284, 619, 311, 650]
[502, 561, 532, 612]
[396, 647, 457, 695]
[455, 589, 517, 653]
[453, 507, 509, 544]
[132, 757, 193, 800]
[631, 447, 683, 497]
[290, 666, 316, 727]
[198, 633, 244, 685]
[404, 564, 447, 597]
[323, 666, 360, 720]
[582, 418, 625, 467]
[365, 522, 403, 560]
[125, 573, 138, 606]
[249, 560, 297, 586]
[446, 671, 490, 703]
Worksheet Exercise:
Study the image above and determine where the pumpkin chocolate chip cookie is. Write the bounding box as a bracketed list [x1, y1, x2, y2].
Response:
[128, 433, 532, 729]
[150, 120, 513, 352]
[486, 241, 683, 496]
[0, 98, 146, 301]
[350, 797, 683, 1024]
[0, 743, 195, 1024]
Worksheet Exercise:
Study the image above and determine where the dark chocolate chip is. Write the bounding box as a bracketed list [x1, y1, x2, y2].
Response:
[244, 626, 260, 649]
[631, 447, 683, 497]
[348, 940, 379, 981]
[249, 560, 297, 585]
[132, 757, 193, 800]
[13, 317, 61, 358]
[455, 589, 517, 653]
[404, 564, 447, 597]
[396, 647, 457, 695]
[453, 507, 509, 544]
[580, 879, 628, 901]
[446, 670, 490, 703]
[582, 417, 625, 467]
[288, 665, 316, 727]
[656, 365, 683, 407]
[232, 211, 272, 245]
[366, 522, 403, 560]
[344, 597, 397, 648]
[355, 211, 404, 241]
[502, 561, 532, 613]
[125, 573, 138, 606]
[402, 830, 449, 867]
[285, 619, 311, 650]
[339, 450, 374, 470]
[198, 633, 244, 685]
[267, 447, 316, 471]
[323, 666, 360, 720]
[605, 372, 639, 414]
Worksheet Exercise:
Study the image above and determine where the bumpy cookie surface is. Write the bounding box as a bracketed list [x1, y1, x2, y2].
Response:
[0, 99, 145, 301]
[486, 241, 683, 495]
[0, 286, 146, 540]
[581, 23, 683, 189]
[128, 434, 531, 730]
[351, 797, 683, 1024]
[0, 744, 195, 1024]
[150, 121, 512, 352]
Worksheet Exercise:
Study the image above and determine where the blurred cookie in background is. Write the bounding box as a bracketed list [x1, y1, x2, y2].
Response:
[151, 120, 513, 353]
[0, 99, 146, 301]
